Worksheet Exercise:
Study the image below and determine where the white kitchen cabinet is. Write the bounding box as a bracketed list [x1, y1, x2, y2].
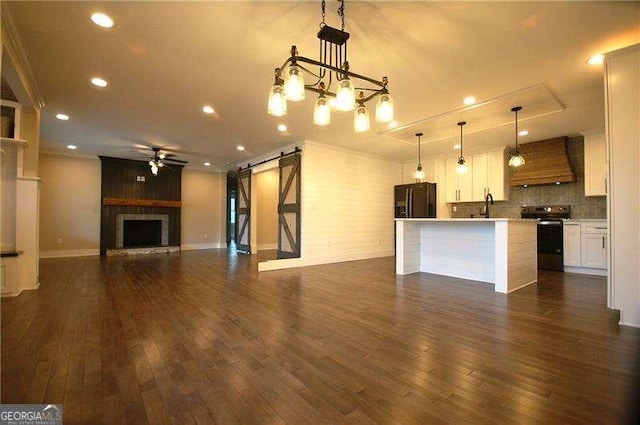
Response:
[445, 157, 473, 202]
[581, 233, 607, 269]
[563, 220, 607, 275]
[563, 222, 581, 267]
[471, 148, 508, 201]
[582, 130, 606, 196]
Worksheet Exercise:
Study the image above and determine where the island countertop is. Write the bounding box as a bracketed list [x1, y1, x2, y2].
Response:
[395, 218, 537, 222]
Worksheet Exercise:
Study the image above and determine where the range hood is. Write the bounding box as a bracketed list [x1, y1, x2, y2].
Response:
[510, 137, 576, 186]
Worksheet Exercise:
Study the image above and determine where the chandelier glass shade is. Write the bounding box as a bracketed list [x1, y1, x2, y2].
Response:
[283, 65, 305, 101]
[267, 84, 287, 116]
[509, 106, 525, 167]
[354, 104, 370, 133]
[313, 95, 331, 126]
[375, 93, 394, 123]
[335, 78, 356, 111]
[268, 0, 393, 132]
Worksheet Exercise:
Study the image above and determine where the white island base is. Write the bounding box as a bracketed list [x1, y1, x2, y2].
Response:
[396, 219, 538, 293]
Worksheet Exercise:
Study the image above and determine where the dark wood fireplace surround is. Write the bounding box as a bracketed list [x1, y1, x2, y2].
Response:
[99, 156, 184, 256]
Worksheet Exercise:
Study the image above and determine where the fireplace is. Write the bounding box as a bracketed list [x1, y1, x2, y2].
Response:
[115, 214, 169, 248]
[123, 220, 162, 247]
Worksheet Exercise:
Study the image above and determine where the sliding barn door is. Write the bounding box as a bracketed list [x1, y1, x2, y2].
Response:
[278, 153, 301, 259]
[236, 168, 251, 253]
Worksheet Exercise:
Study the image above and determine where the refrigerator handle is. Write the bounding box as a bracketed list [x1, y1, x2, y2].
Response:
[405, 188, 410, 218]
[409, 187, 413, 218]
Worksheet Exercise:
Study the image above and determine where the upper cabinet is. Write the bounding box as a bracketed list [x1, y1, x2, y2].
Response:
[581, 130, 606, 197]
[445, 147, 508, 203]
[445, 157, 473, 202]
[472, 148, 508, 201]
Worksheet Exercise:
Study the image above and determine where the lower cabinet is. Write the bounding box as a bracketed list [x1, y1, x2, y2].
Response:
[563, 220, 607, 275]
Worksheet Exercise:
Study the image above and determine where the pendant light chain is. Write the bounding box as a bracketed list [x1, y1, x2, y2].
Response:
[321, 0, 326, 26]
[418, 133, 422, 165]
[460, 122, 464, 157]
[338, 0, 345, 31]
[514, 108, 519, 150]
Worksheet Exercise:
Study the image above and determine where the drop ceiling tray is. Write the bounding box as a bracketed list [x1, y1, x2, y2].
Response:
[381, 83, 565, 145]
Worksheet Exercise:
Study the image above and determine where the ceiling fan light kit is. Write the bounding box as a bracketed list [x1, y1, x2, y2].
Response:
[267, 0, 394, 132]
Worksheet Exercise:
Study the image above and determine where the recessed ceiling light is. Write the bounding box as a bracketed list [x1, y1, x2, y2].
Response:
[278, 124, 288, 132]
[91, 77, 108, 88]
[203, 162, 211, 167]
[67, 144, 77, 150]
[452, 144, 461, 150]
[56, 113, 69, 121]
[202, 105, 215, 114]
[463, 96, 477, 105]
[91, 12, 114, 28]
[388, 120, 399, 129]
[236, 145, 245, 151]
[587, 54, 604, 65]
[518, 130, 529, 136]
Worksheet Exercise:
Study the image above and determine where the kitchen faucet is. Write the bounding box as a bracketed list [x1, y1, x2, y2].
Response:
[480, 193, 494, 218]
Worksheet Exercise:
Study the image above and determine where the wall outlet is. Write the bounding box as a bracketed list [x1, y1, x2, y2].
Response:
[204, 233, 209, 239]
[57, 237, 63, 244]
[452, 205, 457, 212]
[136, 176, 146, 182]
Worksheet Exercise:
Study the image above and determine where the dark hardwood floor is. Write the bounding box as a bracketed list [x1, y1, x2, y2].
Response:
[2, 250, 640, 424]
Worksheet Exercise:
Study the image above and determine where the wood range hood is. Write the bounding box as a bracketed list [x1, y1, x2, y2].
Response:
[510, 137, 576, 186]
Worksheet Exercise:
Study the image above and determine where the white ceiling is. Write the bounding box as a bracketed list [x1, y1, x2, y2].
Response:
[4, 1, 639, 171]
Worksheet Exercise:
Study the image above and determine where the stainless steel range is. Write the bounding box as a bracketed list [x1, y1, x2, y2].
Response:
[521, 205, 571, 271]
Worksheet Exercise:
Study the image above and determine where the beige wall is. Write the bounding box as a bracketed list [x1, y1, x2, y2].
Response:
[39, 153, 101, 256]
[1, 144, 18, 250]
[256, 168, 278, 249]
[181, 169, 224, 249]
[40, 156, 226, 256]
[20, 108, 40, 178]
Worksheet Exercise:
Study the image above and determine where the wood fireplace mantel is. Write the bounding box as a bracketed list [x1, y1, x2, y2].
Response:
[103, 198, 182, 208]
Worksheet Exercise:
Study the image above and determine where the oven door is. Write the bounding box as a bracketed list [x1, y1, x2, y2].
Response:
[537, 220, 564, 271]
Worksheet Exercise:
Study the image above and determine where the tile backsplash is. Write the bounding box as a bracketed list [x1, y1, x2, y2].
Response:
[451, 136, 607, 219]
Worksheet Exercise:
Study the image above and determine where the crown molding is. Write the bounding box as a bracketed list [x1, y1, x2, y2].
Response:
[1, 3, 45, 110]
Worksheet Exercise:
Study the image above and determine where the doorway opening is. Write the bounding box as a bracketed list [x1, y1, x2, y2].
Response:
[226, 171, 238, 247]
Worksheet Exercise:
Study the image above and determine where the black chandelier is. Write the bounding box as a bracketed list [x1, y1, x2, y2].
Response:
[267, 0, 394, 132]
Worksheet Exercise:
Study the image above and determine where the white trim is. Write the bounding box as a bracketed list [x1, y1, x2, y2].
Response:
[619, 321, 640, 329]
[0, 4, 45, 109]
[563, 266, 607, 277]
[181, 243, 223, 251]
[258, 249, 393, 272]
[1, 282, 39, 298]
[40, 249, 99, 259]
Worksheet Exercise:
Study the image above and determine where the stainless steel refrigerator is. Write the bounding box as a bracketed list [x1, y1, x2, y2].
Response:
[394, 183, 437, 218]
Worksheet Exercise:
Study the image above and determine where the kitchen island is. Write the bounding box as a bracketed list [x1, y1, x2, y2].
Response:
[395, 218, 538, 293]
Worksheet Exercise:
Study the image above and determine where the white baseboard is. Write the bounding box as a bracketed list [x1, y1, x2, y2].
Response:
[257, 243, 278, 250]
[563, 266, 607, 276]
[619, 321, 640, 328]
[40, 249, 99, 259]
[258, 249, 394, 272]
[181, 243, 223, 251]
[1, 282, 39, 298]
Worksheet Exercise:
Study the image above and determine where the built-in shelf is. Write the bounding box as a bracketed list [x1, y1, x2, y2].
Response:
[0, 137, 28, 147]
[103, 198, 182, 208]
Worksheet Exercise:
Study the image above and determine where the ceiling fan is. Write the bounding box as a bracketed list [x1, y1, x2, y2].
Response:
[147, 147, 188, 175]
